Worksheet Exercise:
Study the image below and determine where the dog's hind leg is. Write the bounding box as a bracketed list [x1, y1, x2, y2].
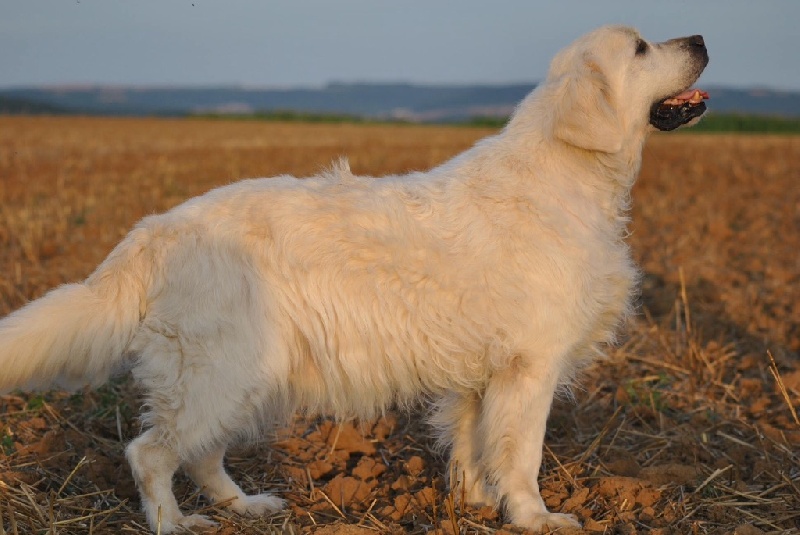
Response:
[434, 393, 495, 507]
[126, 429, 218, 533]
[184, 447, 285, 517]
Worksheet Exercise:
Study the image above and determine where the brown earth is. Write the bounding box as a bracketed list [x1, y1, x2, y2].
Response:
[0, 117, 798, 534]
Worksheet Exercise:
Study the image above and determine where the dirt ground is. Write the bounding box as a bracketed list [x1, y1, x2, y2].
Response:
[0, 117, 798, 534]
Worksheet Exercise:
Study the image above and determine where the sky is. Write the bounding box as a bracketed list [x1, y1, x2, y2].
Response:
[1, 1, 798, 91]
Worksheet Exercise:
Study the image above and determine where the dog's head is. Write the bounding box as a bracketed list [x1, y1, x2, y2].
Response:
[546, 26, 709, 153]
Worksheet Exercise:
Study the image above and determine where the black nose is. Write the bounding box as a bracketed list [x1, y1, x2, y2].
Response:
[688, 35, 705, 48]
[679, 34, 708, 64]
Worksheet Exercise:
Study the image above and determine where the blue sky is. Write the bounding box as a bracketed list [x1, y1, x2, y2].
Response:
[1, 1, 798, 90]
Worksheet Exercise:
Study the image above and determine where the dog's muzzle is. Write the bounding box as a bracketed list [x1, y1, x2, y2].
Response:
[649, 35, 710, 131]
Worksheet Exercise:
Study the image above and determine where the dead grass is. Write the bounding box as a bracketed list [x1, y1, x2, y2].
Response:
[0, 117, 798, 534]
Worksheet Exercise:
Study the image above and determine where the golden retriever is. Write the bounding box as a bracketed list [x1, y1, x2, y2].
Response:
[0, 25, 708, 532]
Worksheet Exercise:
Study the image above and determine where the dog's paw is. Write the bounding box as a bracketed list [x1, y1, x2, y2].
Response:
[174, 514, 218, 532]
[230, 493, 286, 517]
[518, 512, 581, 531]
[462, 483, 497, 508]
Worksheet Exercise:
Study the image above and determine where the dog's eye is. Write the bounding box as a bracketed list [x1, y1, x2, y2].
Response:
[635, 39, 648, 55]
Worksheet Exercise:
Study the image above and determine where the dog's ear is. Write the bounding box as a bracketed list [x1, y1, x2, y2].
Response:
[552, 59, 623, 153]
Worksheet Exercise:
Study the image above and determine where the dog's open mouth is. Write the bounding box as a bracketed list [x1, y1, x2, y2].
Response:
[649, 89, 709, 131]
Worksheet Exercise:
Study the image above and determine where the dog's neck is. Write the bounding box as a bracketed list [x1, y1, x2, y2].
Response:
[504, 84, 649, 185]
[435, 128, 641, 240]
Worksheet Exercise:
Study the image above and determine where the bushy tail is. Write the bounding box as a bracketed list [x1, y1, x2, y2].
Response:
[0, 232, 149, 393]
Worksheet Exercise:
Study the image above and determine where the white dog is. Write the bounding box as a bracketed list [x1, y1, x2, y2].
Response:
[0, 26, 708, 532]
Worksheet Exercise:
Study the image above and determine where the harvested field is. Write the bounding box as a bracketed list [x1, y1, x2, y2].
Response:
[0, 116, 798, 534]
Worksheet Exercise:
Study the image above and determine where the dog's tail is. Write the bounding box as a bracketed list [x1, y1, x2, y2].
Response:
[0, 229, 151, 393]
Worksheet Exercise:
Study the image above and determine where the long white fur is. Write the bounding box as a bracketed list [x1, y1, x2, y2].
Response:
[0, 26, 706, 532]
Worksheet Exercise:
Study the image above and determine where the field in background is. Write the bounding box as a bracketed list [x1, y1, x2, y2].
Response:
[0, 117, 798, 534]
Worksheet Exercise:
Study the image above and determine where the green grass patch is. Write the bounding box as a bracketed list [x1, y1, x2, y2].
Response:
[25, 394, 46, 411]
[623, 373, 675, 413]
[1, 432, 15, 454]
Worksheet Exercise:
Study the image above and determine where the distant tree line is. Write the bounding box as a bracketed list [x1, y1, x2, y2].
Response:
[465, 113, 800, 133]
[684, 113, 800, 133]
[0, 96, 63, 114]
[3, 99, 799, 133]
[191, 109, 373, 124]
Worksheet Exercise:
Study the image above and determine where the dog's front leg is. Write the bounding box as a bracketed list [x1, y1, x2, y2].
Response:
[477, 360, 580, 531]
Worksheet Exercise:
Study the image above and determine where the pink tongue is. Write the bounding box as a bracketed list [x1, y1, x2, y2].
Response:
[673, 89, 709, 100]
